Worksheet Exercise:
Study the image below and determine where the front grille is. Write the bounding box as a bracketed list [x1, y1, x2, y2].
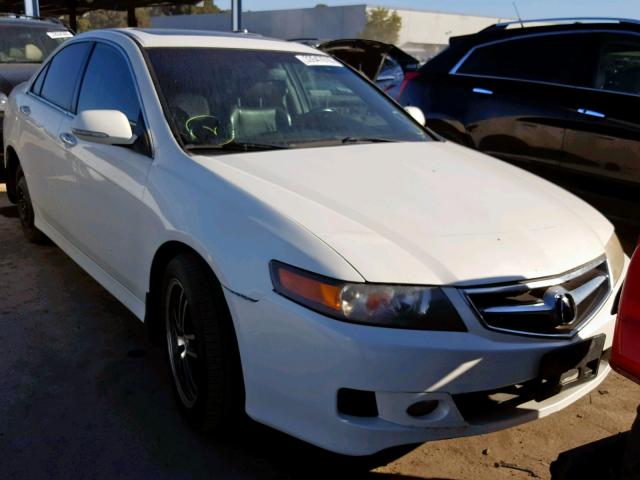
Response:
[464, 257, 611, 337]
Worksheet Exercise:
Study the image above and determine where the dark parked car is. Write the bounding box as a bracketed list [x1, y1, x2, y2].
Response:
[0, 14, 72, 181]
[319, 39, 420, 98]
[397, 18, 640, 184]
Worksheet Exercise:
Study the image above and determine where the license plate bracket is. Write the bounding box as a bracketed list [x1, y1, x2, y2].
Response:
[535, 334, 606, 401]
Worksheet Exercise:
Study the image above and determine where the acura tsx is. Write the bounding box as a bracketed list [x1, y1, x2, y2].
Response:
[2, 29, 627, 456]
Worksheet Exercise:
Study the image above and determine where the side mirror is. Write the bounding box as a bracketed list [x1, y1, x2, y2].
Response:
[72, 110, 137, 145]
[404, 106, 426, 126]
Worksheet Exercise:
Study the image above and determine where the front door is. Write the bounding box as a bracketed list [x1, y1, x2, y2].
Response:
[57, 42, 153, 297]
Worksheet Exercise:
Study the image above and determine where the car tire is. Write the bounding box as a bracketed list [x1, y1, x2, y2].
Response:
[162, 253, 244, 431]
[15, 167, 48, 244]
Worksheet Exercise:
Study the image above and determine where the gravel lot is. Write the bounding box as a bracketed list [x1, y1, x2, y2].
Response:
[0, 170, 639, 479]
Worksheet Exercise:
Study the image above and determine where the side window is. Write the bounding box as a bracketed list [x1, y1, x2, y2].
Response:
[41, 42, 92, 111]
[457, 33, 594, 87]
[31, 63, 49, 96]
[595, 34, 640, 96]
[77, 43, 141, 124]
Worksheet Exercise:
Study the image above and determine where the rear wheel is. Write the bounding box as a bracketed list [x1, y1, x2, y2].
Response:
[15, 167, 47, 244]
[162, 253, 244, 430]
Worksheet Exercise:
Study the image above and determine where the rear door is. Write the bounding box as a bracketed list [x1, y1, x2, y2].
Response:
[16, 41, 93, 231]
[562, 32, 640, 183]
[445, 32, 596, 167]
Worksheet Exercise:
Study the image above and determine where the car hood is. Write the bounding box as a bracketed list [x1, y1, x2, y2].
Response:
[201, 141, 613, 286]
[319, 39, 419, 80]
[0, 64, 38, 94]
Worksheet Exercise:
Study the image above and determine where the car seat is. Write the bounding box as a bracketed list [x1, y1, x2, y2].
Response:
[230, 80, 291, 140]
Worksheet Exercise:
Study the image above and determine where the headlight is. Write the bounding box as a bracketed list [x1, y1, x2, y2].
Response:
[605, 233, 625, 284]
[0, 92, 7, 112]
[270, 261, 466, 331]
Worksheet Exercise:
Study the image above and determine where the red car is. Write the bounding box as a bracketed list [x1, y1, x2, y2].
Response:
[613, 244, 640, 480]
[612, 245, 640, 383]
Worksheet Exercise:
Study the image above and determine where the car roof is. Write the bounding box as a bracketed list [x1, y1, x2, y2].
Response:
[453, 18, 640, 45]
[106, 28, 322, 54]
[424, 18, 640, 72]
[0, 15, 69, 29]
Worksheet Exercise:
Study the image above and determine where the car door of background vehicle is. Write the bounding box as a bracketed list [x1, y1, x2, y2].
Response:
[562, 32, 640, 183]
[57, 41, 153, 296]
[16, 41, 92, 230]
[448, 32, 596, 168]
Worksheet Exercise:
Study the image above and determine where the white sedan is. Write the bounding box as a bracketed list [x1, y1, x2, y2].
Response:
[2, 29, 627, 456]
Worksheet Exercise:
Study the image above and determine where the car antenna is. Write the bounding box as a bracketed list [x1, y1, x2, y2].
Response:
[512, 2, 525, 28]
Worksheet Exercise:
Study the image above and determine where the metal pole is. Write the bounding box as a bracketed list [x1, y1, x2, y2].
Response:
[68, 0, 77, 31]
[231, 0, 242, 32]
[127, 2, 138, 27]
[24, 0, 40, 17]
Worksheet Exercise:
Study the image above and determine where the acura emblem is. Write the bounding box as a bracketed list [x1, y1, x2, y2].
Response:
[544, 287, 577, 326]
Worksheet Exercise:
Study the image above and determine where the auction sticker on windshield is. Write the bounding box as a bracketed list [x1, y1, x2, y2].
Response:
[46, 31, 73, 39]
[296, 54, 343, 67]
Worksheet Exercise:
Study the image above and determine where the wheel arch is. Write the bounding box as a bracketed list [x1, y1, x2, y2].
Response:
[147, 239, 247, 419]
[427, 118, 476, 148]
[145, 240, 229, 345]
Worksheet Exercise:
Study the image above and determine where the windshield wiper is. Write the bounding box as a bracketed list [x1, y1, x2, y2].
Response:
[341, 137, 396, 144]
[185, 141, 289, 153]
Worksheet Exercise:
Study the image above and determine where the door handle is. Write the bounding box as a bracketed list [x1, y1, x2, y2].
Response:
[578, 108, 606, 119]
[59, 132, 77, 147]
[472, 87, 493, 95]
[19, 105, 31, 116]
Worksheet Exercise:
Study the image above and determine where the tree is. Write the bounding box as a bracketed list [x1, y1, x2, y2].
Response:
[74, 1, 223, 31]
[360, 7, 402, 45]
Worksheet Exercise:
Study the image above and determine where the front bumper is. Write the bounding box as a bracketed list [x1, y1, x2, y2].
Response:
[223, 259, 627, 456]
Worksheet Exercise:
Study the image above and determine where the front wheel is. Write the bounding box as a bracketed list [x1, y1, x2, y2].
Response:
[15, 167, 47, 244]
[162, 253, 244, 431]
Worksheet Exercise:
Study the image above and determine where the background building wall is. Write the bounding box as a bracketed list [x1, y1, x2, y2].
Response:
[151, 4, 506, 60]
[151, 5, 368, 42]
[389, 8, 505, 60]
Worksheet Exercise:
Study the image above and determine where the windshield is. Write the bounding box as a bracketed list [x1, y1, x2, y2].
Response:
[0, 26, 72, 64]
[146, 48, 431, 151]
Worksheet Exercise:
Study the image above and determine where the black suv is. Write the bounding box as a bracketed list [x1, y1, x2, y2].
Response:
[398, 18, 640, 185]
[0, 14, 73, 181]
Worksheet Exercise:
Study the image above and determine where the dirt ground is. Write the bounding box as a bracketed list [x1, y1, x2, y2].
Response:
[0, 169, 639, 479]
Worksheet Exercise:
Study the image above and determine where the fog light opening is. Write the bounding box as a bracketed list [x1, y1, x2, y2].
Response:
[407, 399, 439, 417]
[337, 388, 379, 417]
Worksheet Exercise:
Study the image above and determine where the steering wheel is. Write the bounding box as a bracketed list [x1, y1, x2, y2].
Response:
[185, 114, 233, 145]
[306, 107, 336, 116]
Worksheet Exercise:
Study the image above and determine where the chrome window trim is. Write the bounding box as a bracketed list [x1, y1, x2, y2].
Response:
[449, 29, 640, 98]
[461, 255, 612, 339]
[26, 90, 75, 118]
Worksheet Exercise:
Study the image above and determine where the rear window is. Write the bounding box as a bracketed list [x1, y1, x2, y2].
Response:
[40, 42, 92, 111]
[0, 25, 72, 63]
[456, 33, 595, 87]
